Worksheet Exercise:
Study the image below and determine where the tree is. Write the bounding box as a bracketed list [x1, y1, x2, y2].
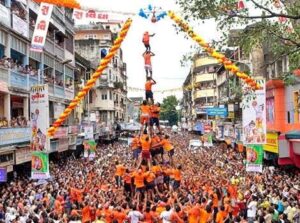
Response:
[160, 95, 179, 126]
[178, 0, 300, 75]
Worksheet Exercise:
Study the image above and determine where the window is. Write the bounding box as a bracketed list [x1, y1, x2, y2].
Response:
[109, 90, 112, 100]
[65, 32, 74, 53]
[85, 34, 96, 39]
[101, 94, 107, 100]
[208, 66, 216, 73]
[0, 153, 13, 163]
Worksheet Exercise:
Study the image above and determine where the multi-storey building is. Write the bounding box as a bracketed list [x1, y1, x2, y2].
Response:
[182, 53, 219, 120]
[74, 23, 128, 128]
[0, 0, 76, 173]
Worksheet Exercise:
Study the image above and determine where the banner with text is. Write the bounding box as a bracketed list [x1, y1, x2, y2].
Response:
[73, 9, 124, 24]
[30, 85, 50, 151]
[243, 79, 266, 144]
[246, 145, 264, 173]
[31, 151, 50, 180]
[30, 3, 53, 52]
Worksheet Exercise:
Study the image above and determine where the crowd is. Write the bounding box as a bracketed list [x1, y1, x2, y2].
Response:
[0, 116, 28, 128]
[0, 56, 38, 77]
[0, 130, 299, 223]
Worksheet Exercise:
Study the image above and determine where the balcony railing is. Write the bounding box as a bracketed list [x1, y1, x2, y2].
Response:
[55, 45, 64, 59]
[53, 7, 64, 22]
[0, 67, 9, 83]
[54, 85, 65, 97]
[45, 39, 54, 54]
[10, 70, 28, 90]
[0, 127, 31, 147]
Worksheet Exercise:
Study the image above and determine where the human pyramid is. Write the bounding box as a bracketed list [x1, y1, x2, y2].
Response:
[114, 31, 183, 214]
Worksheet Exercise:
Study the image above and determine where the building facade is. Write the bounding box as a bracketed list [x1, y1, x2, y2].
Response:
[0, 0, 76, 172]
[182, 54, 219, 120]
[74, 23, 128, 128]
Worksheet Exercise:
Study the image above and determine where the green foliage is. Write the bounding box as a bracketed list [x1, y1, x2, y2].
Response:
[178, 0, 300, 72]
[160, 95, 179, 126]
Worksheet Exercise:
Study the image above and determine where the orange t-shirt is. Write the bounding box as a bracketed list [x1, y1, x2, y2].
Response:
[151, 135, 161, 149]
[216, 211, 227, 223]
[145, 171, 156, 183]
[143, 33, 150, 44]
[173, 169, 182, 181]
[188, 206, 201, 223]
[144, 53, 152, 65]
[150, 105, 160, 118]
[140, 104, 150, 115]
[133, 172, 146, 188]
[145, 81, 153, 91]
[199, 209, 210, 223]
[152, 165, 162, 175]
[115, 165, 126, 176]
[131, 137, 141, 150]
[114, 211, 127, 223]
[160, 139, 173, 151]
[82, 206, 91, 223]
[123, 173, 132, 184]
[140, 136, 151, 151]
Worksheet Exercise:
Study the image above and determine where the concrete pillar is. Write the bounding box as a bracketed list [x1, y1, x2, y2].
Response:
[4, 94, 10, 123]
[23, 97, 29, 120]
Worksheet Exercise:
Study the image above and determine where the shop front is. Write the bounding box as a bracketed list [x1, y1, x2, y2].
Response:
[263, 132, 279, 165]
[285, 131, 300, 168]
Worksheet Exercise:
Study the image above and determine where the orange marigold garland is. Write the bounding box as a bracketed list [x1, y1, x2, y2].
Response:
[47, 18, 133, 136]
[33, 0, 81, 9]
[168, 11, 260, 90]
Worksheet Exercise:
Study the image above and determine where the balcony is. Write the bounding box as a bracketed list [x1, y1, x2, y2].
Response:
[194, 89, 215, 99]
[0, 127, 31, 147]
[48, 84, 54, 96]
[0, 67, 9, 83]
[10, 70, 28, 91]
[194, 73, 215, 83]
[55, 45, 64, 59]
[96, 79, 114, 88]
[90, 100, 115, 111]
[54, 85, 65, 98]
[29, 76, 38, 88]
[53, 7, 64, 22]
[45, 39, 54, 54]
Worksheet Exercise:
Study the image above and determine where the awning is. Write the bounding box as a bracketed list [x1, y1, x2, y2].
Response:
[285, 130, 300, 139]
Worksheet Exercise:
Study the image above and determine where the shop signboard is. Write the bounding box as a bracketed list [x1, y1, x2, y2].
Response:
[53, 127, 68, 138]
[15, 146, 31, 164]
[58, 138, 69, 152]
[0, 127, 31, 146]
[246, 145, 264, 173]
[242, 79, 266, 144]
[69, 125, 79, 134]
[206, 107, 228, 116]
[263, 132, 278, 153]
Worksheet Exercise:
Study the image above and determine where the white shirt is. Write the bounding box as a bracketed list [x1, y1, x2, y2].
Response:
[160, 210, 173, 223]
[127, 210, 143, 223]
[247, 201, 258, 218]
